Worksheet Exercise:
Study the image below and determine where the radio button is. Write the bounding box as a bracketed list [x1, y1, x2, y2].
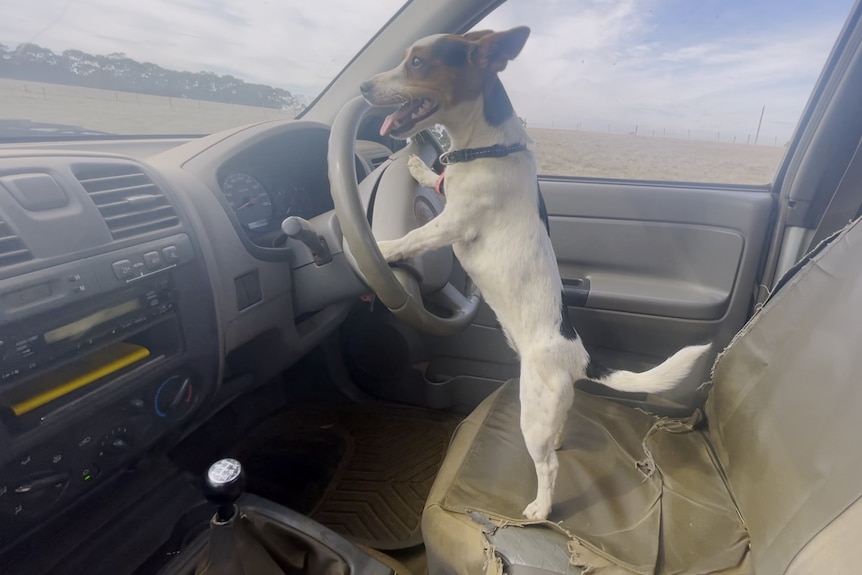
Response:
[1, 368, 20, 381]
[112, 259, 133, 279]
[162, 245, 179, 263]
[99, 427, 134, 458]
[81, 464, 100, 483]
[143, 251, 161, 270]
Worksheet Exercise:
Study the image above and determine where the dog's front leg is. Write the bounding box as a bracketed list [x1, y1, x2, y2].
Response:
[407, 154, 439, 189]
[378, 209, 471, 262]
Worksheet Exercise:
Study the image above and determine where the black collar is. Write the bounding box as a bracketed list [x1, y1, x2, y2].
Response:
[439, 142, 527, 165]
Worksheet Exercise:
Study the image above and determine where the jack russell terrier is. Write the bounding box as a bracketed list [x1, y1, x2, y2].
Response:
[360, 27, 710, 521]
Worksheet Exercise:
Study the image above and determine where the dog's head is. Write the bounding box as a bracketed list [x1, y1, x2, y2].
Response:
[360, 27, 530, 139]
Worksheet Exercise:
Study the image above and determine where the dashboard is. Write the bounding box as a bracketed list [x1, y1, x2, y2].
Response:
[0, 119, 393, 562]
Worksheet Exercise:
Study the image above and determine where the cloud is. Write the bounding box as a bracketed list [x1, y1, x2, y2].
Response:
[0, 0, 852, 143]
[478, 0, 847, 143]
[0, 0, 405, 97]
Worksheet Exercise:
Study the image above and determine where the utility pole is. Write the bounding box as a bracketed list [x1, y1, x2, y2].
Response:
[754, 105, 765, 145]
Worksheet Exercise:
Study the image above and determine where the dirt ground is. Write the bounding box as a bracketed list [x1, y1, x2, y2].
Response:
[0, 78, 292, 135]
[1, 79, 786, 185]
[527, 127, 786, 185]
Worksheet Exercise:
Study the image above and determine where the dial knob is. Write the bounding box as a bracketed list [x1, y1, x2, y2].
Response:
[153, 375, 194, 419]
[99, 426, 134, 457]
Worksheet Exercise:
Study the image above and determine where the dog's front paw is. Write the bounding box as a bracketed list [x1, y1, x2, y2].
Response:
[407, 155, 438, 188]
[523, 498, 552, 521]
[377, 239, 402, 263]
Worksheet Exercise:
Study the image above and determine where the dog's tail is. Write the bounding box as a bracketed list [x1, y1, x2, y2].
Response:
[587, 344, 711, 394]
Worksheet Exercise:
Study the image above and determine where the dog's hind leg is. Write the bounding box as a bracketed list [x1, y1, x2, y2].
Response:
[519, 358, 573, 520]
[553, 423, 565, 451]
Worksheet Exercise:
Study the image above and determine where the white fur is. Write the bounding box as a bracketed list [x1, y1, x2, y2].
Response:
[367, 36, 710, 522]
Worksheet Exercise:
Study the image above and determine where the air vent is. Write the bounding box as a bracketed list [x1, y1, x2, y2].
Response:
[0, 220, 33, 268]
[75, 164, 179, 240]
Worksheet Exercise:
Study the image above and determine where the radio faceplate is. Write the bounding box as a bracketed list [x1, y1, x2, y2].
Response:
[0, 279, 176, 388]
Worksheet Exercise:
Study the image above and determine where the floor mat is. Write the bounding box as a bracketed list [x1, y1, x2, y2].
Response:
[233, 403, 461, 550]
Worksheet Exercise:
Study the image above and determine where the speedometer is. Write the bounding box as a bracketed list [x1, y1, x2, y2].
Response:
[221, 173, 273, 231]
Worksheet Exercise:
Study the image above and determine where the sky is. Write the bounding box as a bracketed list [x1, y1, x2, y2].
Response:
[1, 0, 857, 143]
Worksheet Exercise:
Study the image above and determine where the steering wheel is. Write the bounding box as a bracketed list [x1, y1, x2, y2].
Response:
[328, 96, 480, 336]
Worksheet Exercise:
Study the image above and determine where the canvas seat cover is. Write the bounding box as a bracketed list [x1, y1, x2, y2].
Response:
[422, 216, 862, 575]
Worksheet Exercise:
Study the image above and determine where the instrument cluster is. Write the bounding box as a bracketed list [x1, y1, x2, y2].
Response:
[220, 171, 320, 238]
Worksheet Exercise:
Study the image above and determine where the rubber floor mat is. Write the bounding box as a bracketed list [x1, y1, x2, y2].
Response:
[233, 403, 461, 550]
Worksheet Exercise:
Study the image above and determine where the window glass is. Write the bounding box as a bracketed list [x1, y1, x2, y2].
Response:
[0, 0, 405, 137]
[472, 0, 854, 184]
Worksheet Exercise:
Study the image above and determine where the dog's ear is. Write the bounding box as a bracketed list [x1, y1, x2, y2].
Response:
[478, 26, 531, 73]
[462, 29, 494, 42]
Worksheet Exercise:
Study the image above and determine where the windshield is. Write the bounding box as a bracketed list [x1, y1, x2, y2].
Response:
[0, 0, 405, 138]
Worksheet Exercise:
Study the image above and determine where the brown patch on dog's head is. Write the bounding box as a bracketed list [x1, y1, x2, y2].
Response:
[360, 27, 530, 138]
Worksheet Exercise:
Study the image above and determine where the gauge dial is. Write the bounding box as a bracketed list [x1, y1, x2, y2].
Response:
[222, 173, 273, 231]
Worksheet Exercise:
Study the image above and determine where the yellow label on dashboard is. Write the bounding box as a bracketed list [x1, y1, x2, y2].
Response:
[7, 342, 151, 416]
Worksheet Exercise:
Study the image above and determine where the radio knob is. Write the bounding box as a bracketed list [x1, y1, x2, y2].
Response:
[154, 375, 195, 419]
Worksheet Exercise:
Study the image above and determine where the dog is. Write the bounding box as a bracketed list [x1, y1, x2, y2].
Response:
[360, 27, 710, 521]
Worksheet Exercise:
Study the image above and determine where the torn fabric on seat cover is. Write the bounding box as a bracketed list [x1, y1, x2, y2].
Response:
[439, 382, 749, 574]
[705, 215, 862, 574]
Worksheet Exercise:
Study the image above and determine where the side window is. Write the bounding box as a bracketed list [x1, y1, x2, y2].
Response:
[470, 0, 853, 185]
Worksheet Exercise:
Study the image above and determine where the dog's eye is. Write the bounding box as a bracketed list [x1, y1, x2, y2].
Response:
[410, 56, 424, 68]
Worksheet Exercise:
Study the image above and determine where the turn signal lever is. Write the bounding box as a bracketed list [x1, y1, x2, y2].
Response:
[281, 216, 332, 264]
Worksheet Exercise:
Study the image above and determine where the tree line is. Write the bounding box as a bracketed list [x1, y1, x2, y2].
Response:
[0, 43, 305, 110]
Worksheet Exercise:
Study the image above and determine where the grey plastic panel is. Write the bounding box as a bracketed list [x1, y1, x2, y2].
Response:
[0, 233, 193, 322]
[1, 173, 69, 211]
[0, 138, 192, 159]
[149, 121, 366, 378]
[551, 218, 744, 320]
[0, 158, 112, 258]
[553, 182, 772, 399]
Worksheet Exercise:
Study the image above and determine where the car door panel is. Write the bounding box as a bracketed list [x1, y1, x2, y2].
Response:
[412, 180, 774, 410]
[551, 217, 743, 320]
[542, 181, 774, 347]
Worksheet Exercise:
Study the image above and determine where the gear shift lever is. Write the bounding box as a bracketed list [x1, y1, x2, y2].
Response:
[160, 458, 391, 575]
[195, 458, 283, 575]
[203, 458, 245, 522]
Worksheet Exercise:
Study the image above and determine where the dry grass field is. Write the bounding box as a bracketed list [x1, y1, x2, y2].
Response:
[0, 78, 292, 135]
[527, 127, 786, 185]
[1, 79, 786, 185]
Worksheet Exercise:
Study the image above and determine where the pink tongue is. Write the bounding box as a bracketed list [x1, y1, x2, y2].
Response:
[379, 104, 415, 137]
[380, 112, 398, 137]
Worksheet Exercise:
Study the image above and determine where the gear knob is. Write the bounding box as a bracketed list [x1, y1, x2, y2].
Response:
[203, 458, 245, 521]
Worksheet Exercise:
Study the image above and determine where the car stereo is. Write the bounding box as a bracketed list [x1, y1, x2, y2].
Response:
[0, 280, 175, 388]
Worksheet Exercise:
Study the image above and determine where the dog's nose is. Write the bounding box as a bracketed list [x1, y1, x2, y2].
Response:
[359, 80, 373, 95]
